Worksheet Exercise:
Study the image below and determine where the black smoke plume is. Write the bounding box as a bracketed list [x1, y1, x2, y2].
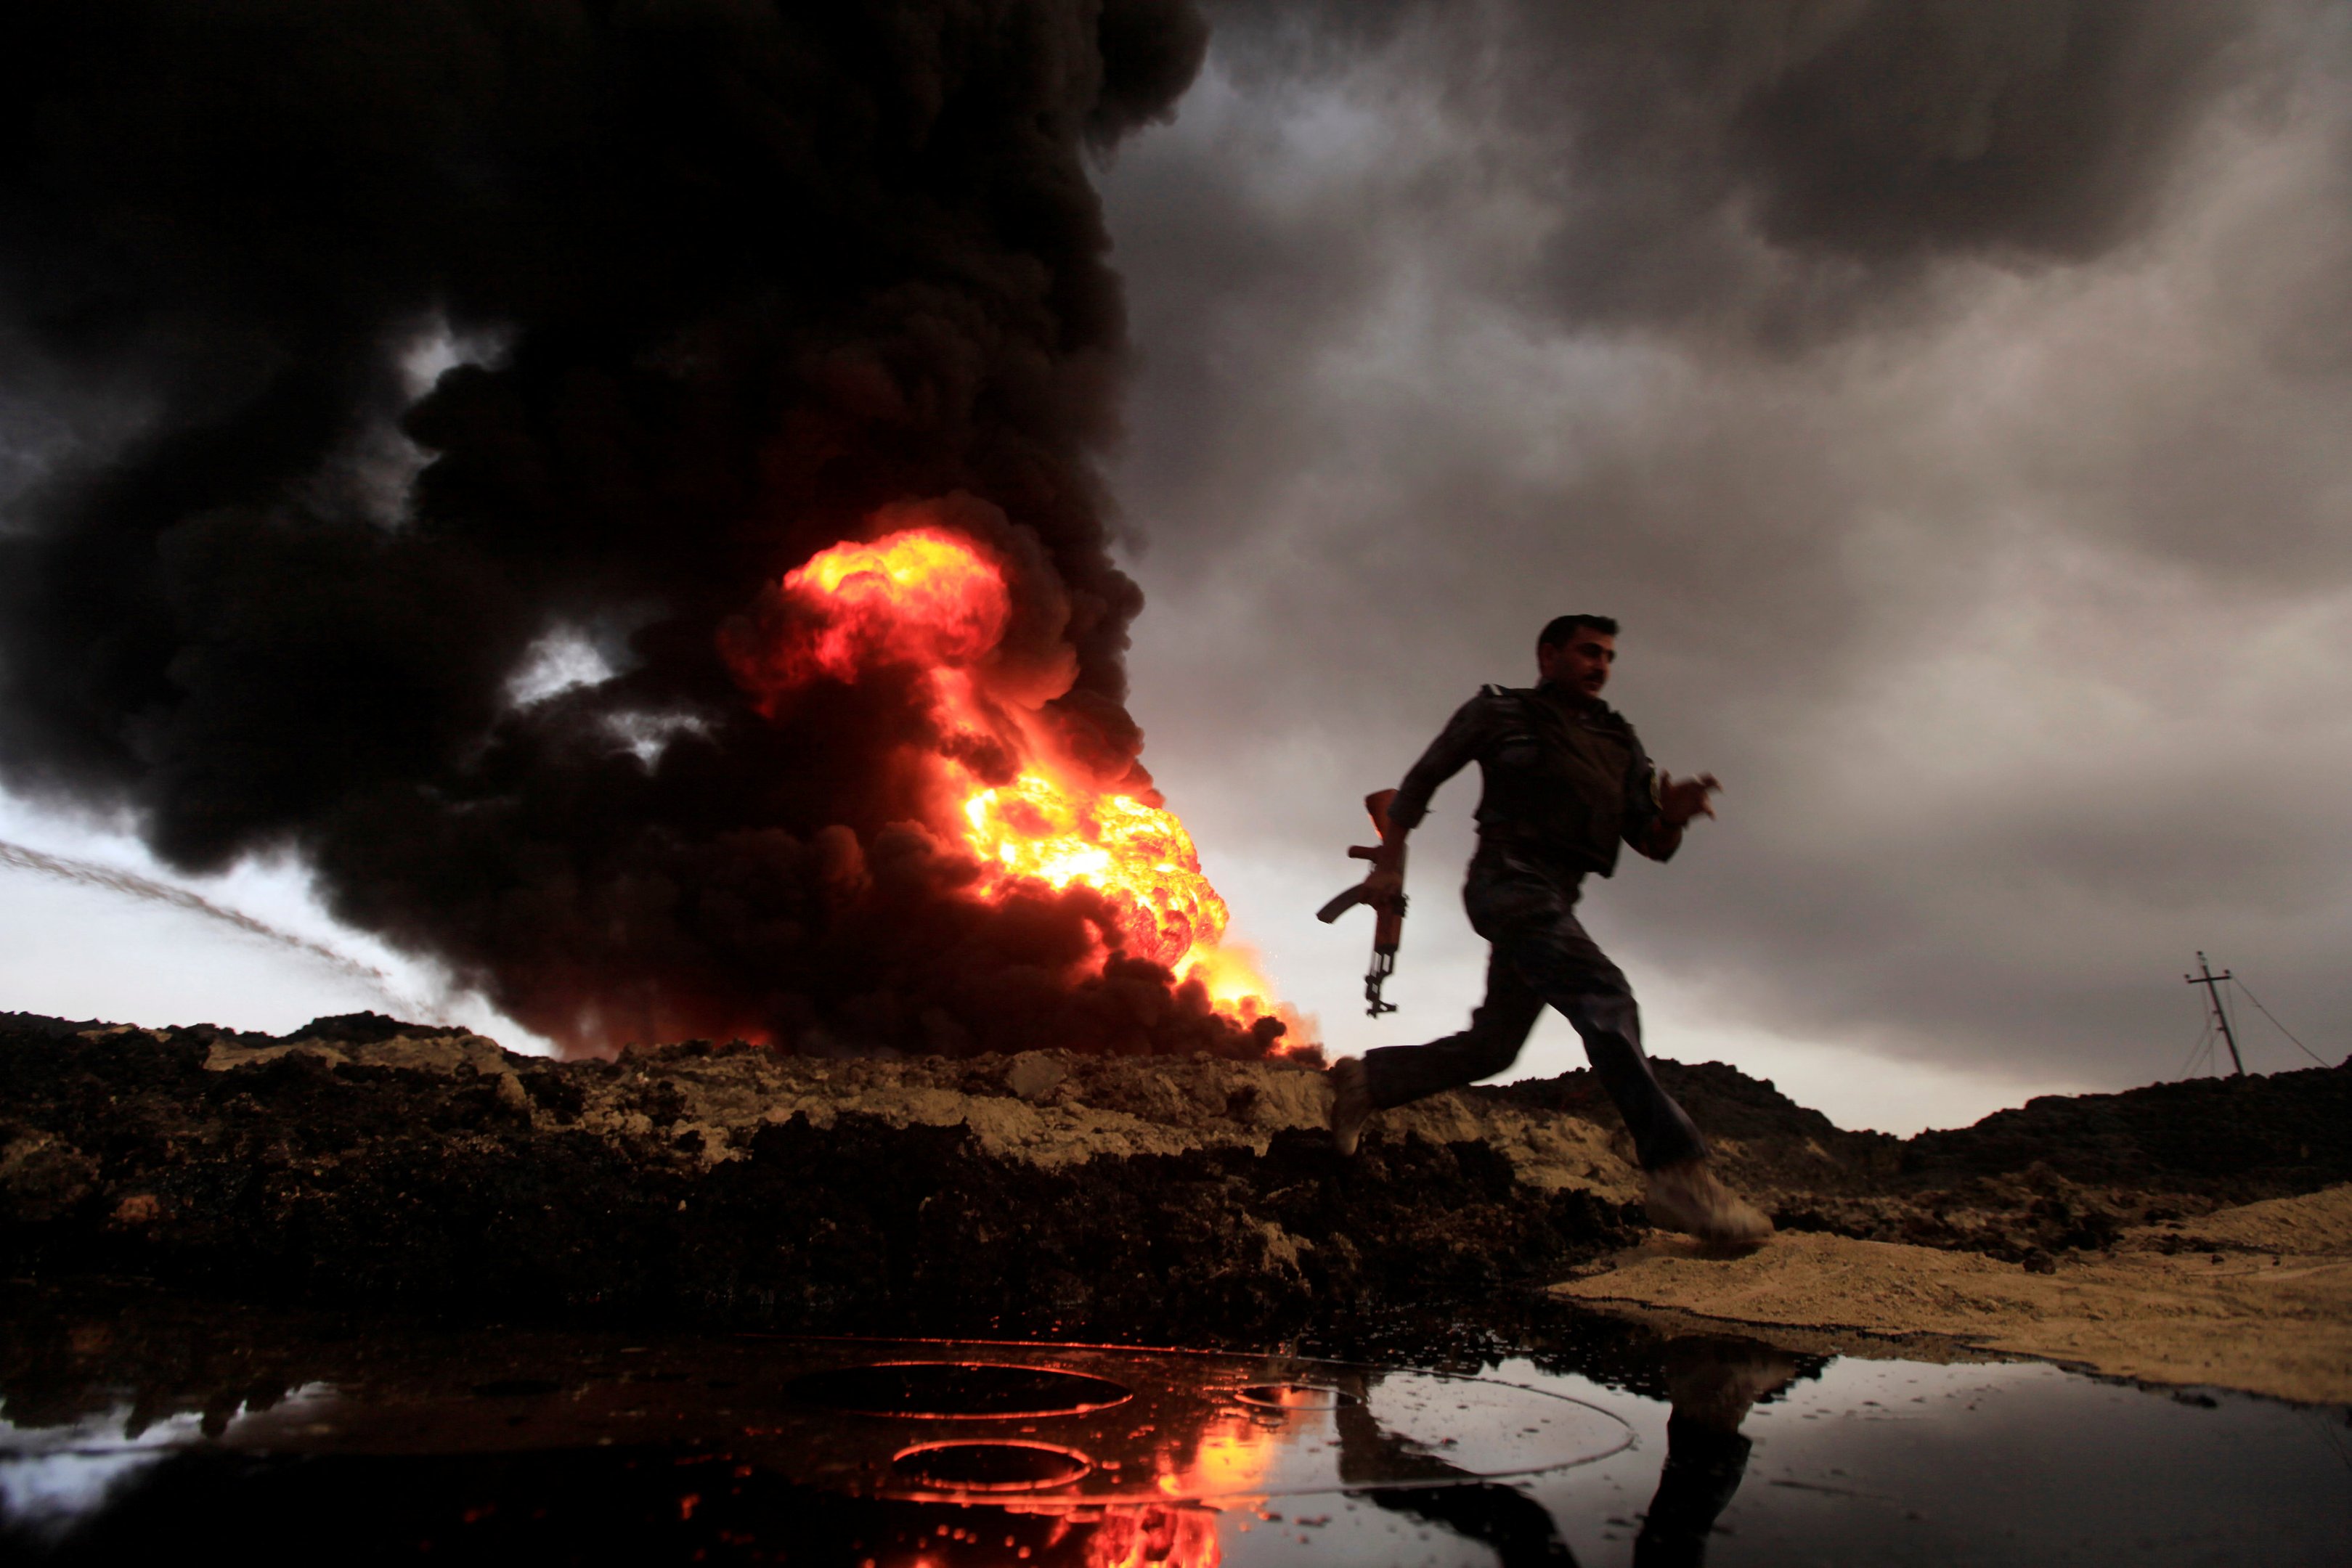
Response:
[0, 1, 1295, 1059]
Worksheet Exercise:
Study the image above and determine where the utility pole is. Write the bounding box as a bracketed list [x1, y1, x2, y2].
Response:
[2185, 952, 2245, 1077]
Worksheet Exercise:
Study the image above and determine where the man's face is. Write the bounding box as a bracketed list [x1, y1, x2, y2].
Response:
[1539, 628, 1615, 701]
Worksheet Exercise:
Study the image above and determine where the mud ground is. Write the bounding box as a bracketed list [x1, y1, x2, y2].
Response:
[4, 1010, 2346, 1394]
[1558, 1185, 2352, 1404]
[1499, 1059, 2352, 1402]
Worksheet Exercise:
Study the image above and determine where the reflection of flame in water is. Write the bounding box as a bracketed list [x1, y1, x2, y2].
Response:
[1082, 1504, 1221, 1568]
[737, 520, 1306, 1042]
[1153, 1410, 1289, 1501]
[1133, 1391, 1349, 1559]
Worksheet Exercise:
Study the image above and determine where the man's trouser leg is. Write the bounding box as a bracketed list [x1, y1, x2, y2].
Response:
[1360, 946, 1545, 1110]
[1359, 861, 1709, 1172]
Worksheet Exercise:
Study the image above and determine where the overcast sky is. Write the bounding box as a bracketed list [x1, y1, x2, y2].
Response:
[7, 1, 2350, 1132]
[1102, 0, 2352, 1124]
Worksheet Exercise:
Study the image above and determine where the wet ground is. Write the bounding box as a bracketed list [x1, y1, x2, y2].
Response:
[2, 1285, 2345, 1566]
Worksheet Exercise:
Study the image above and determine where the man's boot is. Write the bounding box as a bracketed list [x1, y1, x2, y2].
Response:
[1327, 1055, 1373, 1156]
[1643, 1159, 1773, 1245]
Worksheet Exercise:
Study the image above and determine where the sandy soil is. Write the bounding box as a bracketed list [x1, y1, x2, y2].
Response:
[1555, 1184, 2352, 1405]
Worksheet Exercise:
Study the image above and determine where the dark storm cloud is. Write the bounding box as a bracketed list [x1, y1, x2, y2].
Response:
[0, 1, 1298, 1059]
[1205, 0, 2255, 343]
[1100, 0, 2352, 1098]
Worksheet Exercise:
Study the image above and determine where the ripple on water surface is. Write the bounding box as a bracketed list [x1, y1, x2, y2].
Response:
[1, 1294, 2347, 1565]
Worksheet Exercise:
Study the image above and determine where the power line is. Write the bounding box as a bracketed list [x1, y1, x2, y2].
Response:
[2178, 1013, 2215, 1079]
[2229, 976, 2332, 1069]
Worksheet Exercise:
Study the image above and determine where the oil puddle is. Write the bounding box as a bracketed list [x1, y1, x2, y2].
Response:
[1, 1290, 2346, 1564]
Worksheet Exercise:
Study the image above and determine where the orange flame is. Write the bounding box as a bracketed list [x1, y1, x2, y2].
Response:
[1083, 1506, 1222, 1568]
[781, 530, 1011, 680]
[961, 777, 1222, 971]
[750, 517, 1306, 1044]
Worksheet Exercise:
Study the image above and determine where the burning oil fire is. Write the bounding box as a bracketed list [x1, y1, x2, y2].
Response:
[731, 513, 1302, 1042]
[1082, 1505, 1223, 1568]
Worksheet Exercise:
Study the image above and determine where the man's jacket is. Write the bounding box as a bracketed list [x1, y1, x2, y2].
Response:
[1388, 681, 1668, 878]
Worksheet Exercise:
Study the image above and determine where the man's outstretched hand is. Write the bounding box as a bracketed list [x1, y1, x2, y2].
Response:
[1658, 771, 1722, 830]
[1360, 859, 1407, 914]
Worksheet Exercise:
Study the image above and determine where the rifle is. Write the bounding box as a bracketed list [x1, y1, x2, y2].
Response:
[1315, 788, 1407, 1016]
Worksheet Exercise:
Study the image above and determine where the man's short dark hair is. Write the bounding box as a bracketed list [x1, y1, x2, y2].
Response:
[1537, 613, 1618, 650]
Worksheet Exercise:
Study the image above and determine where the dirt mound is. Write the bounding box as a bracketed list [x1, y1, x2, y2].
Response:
[1489, 1054, 2352, 1268]
[8, 1009, 2348, 1373]
[1895, 1065, 2352, 1196]
[1480, 1058, 1903, 1196]
[0, 1015, 1637, 1341]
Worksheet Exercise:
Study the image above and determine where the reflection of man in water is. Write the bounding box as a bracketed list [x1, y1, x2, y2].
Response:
[1319, 1336, 1798, 1567]
[1635, 1337, 1801, 1567]
[1329, 614, 1770, 1243]
[1328, 1368, 1579, 1566]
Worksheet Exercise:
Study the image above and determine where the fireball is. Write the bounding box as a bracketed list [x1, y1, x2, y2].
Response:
[738, 515, 1302, 1041]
